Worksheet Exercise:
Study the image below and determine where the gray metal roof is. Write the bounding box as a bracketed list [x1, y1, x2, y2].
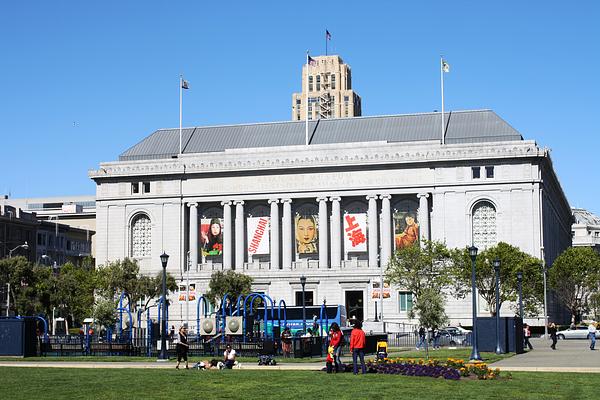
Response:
[572, 208, 600, 226]
[119, 110, 523, 161]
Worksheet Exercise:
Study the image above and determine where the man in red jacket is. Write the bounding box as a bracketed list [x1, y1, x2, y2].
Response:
[350, 320, 367, 374]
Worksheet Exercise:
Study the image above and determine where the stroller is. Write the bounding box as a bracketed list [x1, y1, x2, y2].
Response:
[376, 341, 388, 360]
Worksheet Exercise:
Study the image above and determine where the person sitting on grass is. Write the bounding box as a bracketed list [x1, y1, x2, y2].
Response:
[223, 344, 237, 369]
[325, 345, 335, 373]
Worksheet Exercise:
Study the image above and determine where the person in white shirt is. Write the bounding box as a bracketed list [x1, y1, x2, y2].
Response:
[588, 322, 597, 351]
[223, 344, 237, 368]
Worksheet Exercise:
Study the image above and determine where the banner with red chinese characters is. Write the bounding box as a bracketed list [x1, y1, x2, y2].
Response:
[343, 213, 367, 253]
[247, 216, 270, 256]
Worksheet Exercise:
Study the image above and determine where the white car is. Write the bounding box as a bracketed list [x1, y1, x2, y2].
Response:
[556, 326, 599, 340]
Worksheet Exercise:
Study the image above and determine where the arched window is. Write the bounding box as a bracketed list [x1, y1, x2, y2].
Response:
[472, 201, 497, 249]
[131, 214, 151, 258]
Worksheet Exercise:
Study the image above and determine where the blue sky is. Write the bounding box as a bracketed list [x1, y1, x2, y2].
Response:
[1, 1, 598, 213]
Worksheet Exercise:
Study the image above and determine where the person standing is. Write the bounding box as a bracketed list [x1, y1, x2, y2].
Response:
[281, 327, 292, 358]
[523, 323, 533, 350]
[548, 322, 558, 350]
[175, 325, 189, 369]
[588, 322, 597, 350]
[416, 327, 426, 350]
[329, 323, 343, 372]
[350, 320, 367, 375]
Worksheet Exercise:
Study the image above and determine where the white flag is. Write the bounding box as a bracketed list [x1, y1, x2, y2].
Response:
[442, 59, 450, 73]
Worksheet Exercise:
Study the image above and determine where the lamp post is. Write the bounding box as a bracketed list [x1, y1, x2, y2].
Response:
[469, 246, 481, 361]
[8, 242, 29, 258]
[158, 252, 169, 361]
[300, 275, 307, 332]
[541, 246, 548, 339]
[493, 258, 502, 354]
[517, 271, 524, 321]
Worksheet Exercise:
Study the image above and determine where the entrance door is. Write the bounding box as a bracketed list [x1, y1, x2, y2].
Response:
[345, 290, 364, 322]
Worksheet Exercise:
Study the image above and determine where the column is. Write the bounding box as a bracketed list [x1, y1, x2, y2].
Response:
[418, 193, 430, 245]
[282, 199, 292, 269]
[367, 195, 379, 268]
[222, 201, 232, 269]
[317, 197, 329, 268]
[380, 195, 392, 268]
[330, 197, 341, 268]
[234, 200, 245, 270]
[188, 203, 198, 271]
[269, 199, 280, 269]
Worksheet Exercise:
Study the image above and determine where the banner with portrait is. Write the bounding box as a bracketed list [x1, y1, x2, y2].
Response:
[178, 283, 197, 303]
[201, 218, 224, 256]
[295, 214, 318, 254]
[247, 216, 270, 256]
[393, 210, 419, 250]
[343, 213, 367, 253]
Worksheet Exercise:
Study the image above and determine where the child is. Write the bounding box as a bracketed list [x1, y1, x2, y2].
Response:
[326, 345, 335, 373]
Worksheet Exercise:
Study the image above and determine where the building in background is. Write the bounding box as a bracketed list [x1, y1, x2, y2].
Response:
[2, 195, 96, 259]
[90, 109, 573, 328]
[0, 204, 37, 261]
[572, 208, 600, 252]
[291, 55, 362, 121]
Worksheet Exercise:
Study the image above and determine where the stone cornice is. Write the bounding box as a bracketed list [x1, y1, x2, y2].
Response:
[89, 140, 543, 180]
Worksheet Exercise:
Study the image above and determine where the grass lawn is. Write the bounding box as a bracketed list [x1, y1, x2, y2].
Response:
[1, 368, 598, 399]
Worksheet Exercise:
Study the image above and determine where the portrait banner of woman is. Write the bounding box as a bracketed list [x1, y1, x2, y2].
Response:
[200, 217, 224, 256]
[394, 211, 419, 249]
[295, 214, 318, 254]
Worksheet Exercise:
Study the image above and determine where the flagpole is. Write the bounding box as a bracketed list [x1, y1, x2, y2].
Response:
[325, 30, 328, 56]
[305, 51, 309, 146]
[440, 57, 445, 145]
[179, 75, 183, 155]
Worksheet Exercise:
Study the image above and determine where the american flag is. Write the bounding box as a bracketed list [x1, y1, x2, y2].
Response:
[181, 79, 189, 89]
[308, 55, 317, 66]
[326, 30, 331, 40]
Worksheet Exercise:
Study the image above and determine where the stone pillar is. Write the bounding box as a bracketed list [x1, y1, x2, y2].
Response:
[222, 201, 232, 269]
[330, 196, 341, 268]
[379, 195, 392, 268]
[317, 197, 329, 268]
[234, 200, 245, 270]
[367, 195, 379, 268]
[188, 203, 198, 272]
[418, 193, 430, 245]
[282, 199, 292, 269]
[269, 199, 280, 269]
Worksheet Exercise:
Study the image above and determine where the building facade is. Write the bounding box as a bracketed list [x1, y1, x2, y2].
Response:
[291, 55, 362, 121]
[572, 208, 600, 252]
[90, 110, 572, 327]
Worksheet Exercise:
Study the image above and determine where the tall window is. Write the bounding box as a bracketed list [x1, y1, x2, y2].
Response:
[308, 75, 313, 91]
[399, 292, 413, 311]
[316, 75, 321, 91]
[331, 74, 336, 89]
[472, 201, 497, 249]
[131, 214, 151, 258]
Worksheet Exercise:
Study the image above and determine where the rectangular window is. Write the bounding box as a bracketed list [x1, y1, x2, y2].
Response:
[296, 98, 301, 105]
[316, 75, 321, 91]
[399, 292, 413, 311]
[472, 167, 481, 179]
[143, 182, 150, 193]
[308, 75, 313, 91]
[132, 182, 139, 194]
[485, 166, 494, 178]
[331, 74, 336, 89]
[37, 233, 43, 245]
[295, 291, 314, 306]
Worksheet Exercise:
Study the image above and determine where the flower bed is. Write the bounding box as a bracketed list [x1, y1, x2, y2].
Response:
[363, 358, 506, 381]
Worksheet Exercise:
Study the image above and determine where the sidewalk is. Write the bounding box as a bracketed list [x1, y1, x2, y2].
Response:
[490, 337, 600, 373]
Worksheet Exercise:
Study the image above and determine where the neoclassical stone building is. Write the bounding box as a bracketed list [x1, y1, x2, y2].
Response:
[90, 110, 572, 326]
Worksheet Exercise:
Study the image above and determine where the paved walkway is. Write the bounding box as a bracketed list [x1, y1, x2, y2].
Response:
[490, 337, 600, 373]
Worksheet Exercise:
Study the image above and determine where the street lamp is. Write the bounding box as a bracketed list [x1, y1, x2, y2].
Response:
[468, 245, 482, 361]
[517, 271, 524, 321]
[540, 246, 548, 339]
[493, 258, 502, 354]
[300, 275, 307, 332]
[8, 242, 29, 258]
[158, 252, 169, 361]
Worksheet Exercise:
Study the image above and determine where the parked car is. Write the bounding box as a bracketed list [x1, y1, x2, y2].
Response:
[556, 326, 600, 340]
[431, 327, 469, 346]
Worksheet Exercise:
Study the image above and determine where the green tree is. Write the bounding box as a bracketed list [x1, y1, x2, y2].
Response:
[414, 288, 448, 329]
[206, 270, 253, 309]
[450, 242, 543, 317]
[53, 262, 97, 326]
[96, 258, 177, 313]
[386, 240, 453, 320]
[549, 246, 600, 324]
[93, 298, 118, 329]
